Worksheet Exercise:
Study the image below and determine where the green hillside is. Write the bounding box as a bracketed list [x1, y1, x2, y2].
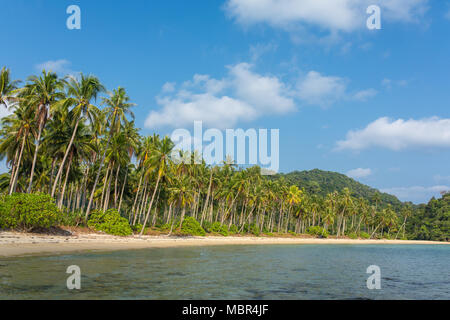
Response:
[272, 169, 403, 208]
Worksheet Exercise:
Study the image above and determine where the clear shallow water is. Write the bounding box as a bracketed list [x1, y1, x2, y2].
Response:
[0, 245, 449, 300]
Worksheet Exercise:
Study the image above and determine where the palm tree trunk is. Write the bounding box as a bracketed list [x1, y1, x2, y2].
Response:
[58, 153, 73, 209]
[85, 132, 113, 219]
[51, 117, 80, 197]
[114, 164, 120, 207]
[8, 147, 19, 190]
[140, 174, 161, 235]
[27, 118, 44, 193]
[10, 132, 27, 195]
[118, 168, 128, 214]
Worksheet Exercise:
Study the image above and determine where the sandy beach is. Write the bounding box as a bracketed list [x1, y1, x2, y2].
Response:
[0, 230, 448, 258]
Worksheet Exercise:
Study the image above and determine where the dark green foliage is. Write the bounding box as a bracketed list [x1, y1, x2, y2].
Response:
[306, 226, 329, 238]
[347, 232, 358, 239]
[0, 193, 62, 231]
[131, 223, 147, 234]
[60, 210, 85, 227]
[272, 169, 403, 209]
[87, 209, 133, 236]
[228, 224, 239, 235]
[407, 194, 449, 241]
[177, 217, 205, 236]
[211, 222, 229, 236]
[360, 232, 370, 239]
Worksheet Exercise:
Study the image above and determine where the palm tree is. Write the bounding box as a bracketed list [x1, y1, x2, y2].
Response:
[51, 74, 105, 197]
[0, 103, 36, 194]
[16, 70, 64, 193]
[85, 87, 135, 218]
[140, 136, 174, 235]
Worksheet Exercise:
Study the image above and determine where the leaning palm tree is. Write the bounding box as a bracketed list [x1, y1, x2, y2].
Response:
[16, 70, 65, 193]
[51, 74, 105, 197]
[85, 87, 135, 218]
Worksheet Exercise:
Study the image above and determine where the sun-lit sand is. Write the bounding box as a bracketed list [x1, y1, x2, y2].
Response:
[0, 230, 448, 257]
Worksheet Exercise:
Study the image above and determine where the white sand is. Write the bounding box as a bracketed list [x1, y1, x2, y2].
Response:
[0, 230, 448, 257]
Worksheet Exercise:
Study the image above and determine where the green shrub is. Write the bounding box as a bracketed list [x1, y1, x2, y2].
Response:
[360, 232, 370, 239]
[202, 221, 212, 233]
[0, 193, 62, 231]
[289, 231, 297, 236]
[176, 217, 205, 236]
[131, 223, 147, 234]
[88, 209, 133, 236]
[60, 209, 85, 227]
[249, 224, 260, 236]
[228, 224, 239, 235]
[347, 232, 358, 239]
[211, 222, 229, 236]
[306, 226, 329, 238]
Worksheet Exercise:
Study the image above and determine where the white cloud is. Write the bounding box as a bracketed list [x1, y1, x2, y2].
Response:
[336, 117, 450, 151]
[145, 63, 295, 129]
[224, 0, 429, 32]
[0, 105, 13, 119]
[35, 59, 74, 75]
[146, 64, 376, 129]
[297, 71, 347, 107]
[346, 168, 372, 179]
[296, 71, 376, 107]
[381, 185, 450, 203]
[162, 82, 176, 93]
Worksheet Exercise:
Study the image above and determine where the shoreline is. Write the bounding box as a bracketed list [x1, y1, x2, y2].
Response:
[1, 231, 449, 258]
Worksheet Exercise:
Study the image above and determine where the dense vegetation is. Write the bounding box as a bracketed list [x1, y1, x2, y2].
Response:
[0, 193, 62, 231]
[406, 194, 450, 242]
[0, 67, 448, 240]
[272, 170, 403, 209]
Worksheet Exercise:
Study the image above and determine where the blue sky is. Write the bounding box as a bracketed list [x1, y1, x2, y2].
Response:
[1, 0, 450, 203]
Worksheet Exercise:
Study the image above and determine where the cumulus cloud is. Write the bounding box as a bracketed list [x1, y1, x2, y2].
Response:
[336, 117, 450, 151]
[146, 63, 376, 129]
[381, 185, 450, 203]
[296, 71, 376, 107]
[346, 168, 372, 179]
[297, 71, 347, 107]
[224, 0, 429, 32]
[145, 63, 295, 129]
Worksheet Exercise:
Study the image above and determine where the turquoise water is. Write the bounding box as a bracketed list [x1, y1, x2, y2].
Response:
[0, 245, 449, 299]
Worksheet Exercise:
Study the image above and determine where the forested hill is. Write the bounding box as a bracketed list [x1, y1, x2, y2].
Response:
[272, 169, 403, 208]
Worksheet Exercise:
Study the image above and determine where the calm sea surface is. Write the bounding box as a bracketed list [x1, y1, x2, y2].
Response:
[0, 245, 449, 299]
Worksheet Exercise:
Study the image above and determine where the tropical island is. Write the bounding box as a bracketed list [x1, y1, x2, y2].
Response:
[0, 67, 449, 257]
